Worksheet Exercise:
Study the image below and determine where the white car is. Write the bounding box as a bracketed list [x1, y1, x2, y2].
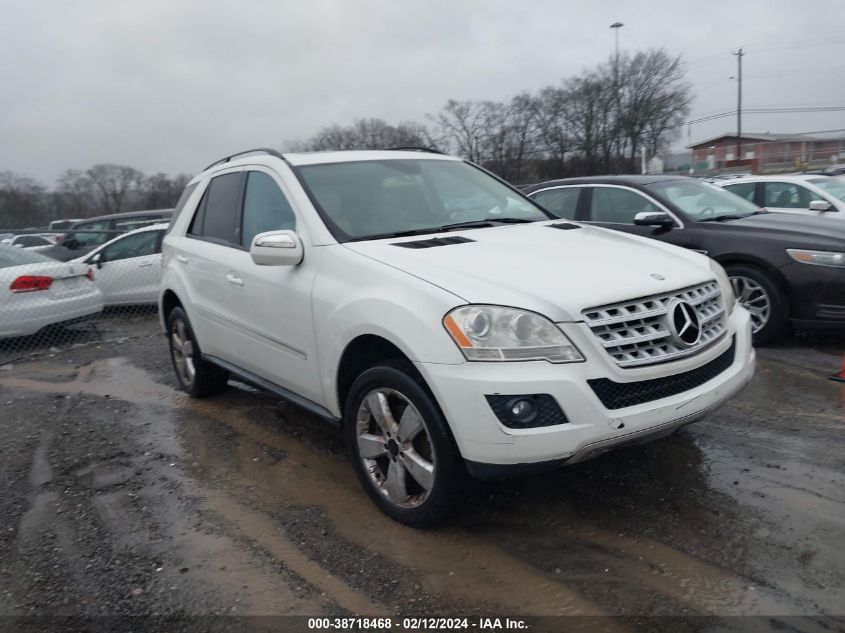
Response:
[0, 245, 103, 339]
[160, 149, 755, 526]
[74, 223, 167, 306]
[0, 234, 58, 251]
[714, 174, 845, 219]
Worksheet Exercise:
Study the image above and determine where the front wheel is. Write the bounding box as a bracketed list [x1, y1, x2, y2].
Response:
[725, 264, 787, 344]
[344, 362, 466, 528]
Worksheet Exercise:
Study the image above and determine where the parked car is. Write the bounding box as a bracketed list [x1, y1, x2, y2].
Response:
[49, 218, 83, 231]
[40, 209, 173, 262]
[73, 223, 167, 306]
[0, 233, 58, 250]
[524, 175, 845, 343]
[0, 244, 103, 339]
[713, 174, 845, 220]
[160, 149, 755, 526]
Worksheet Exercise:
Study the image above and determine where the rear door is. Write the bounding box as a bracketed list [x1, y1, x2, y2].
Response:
[173, 170, 246, 359]
[91, 229, 164, 304]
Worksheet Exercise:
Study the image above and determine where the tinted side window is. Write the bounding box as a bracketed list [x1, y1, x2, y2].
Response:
[531, 188, 580, 219]
[193, 173, 243, 245]
[241, 172, 296, 247]
[764, 182, 815, 208]
[70, 220, 112, 246]
[101, 231, 160, 262]
[589, 187, 659, 224]
[723, 182, 756, 202]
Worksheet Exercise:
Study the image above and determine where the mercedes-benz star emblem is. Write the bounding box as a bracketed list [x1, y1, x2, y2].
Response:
[667, 300, 701, 347]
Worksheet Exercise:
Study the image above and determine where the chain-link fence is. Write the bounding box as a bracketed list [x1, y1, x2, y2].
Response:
[0, 225, 167, 366]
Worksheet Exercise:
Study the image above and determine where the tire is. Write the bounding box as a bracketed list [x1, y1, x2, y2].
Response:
[166, 307, 229, 397]
[344, 361, 467, 528]
[725, 264, 787, 345]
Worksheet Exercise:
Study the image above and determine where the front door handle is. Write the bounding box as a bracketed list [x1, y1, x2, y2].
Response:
[176, 254, 189, 264]
[138, 261, 153, 267]
[226, 273, 244, 286]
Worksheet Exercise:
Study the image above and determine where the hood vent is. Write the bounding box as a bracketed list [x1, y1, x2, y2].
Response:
[548, 222, 580, 231]
[392, 236, 476, 249]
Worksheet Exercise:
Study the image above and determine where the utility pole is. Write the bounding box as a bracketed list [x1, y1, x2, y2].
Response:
[733, 47, 744, 164]
[610, 22, 624, 171]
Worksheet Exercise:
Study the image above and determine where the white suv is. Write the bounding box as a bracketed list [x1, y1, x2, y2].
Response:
[160, 148, 755, 526]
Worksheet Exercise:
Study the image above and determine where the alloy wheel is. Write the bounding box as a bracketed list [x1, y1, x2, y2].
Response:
[730, 275, 771, 334]
[170, 318, 196, 386]
[355, 388, 436, 509]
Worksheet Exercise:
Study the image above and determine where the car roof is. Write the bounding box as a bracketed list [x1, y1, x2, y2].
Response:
[524, 175, 694, 191]
[717, 174, 830, 184]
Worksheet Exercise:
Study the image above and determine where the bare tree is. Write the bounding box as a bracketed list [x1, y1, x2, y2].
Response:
[0, 171, 47, 229]
[140, 172, 192, 209]
[85, 164, 145, 214]
[431, 100, 490, 162]
[296, 118, 431, 151]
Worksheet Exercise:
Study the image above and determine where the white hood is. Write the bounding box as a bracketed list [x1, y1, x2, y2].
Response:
[344, 221, 713, 322]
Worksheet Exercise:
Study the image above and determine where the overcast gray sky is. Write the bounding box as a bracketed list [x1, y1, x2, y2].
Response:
[2, 0, 844, 184]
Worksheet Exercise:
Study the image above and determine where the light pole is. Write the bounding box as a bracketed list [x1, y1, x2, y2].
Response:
[610, 22, 624, 171]
[733, 47, 744, 165]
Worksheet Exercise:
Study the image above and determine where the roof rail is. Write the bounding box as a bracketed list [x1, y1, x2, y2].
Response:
[386, 146, 446, 155]
[204, 148, 286, 171]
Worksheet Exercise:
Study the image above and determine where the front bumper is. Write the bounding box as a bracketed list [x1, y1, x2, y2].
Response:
[416, 306, 755, 470]
[782, 260, 845, 325]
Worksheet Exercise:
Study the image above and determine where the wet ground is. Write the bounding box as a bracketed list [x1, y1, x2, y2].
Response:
[0, 318, 843, 631]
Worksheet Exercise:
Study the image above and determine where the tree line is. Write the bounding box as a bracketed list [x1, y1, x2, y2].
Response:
[291, 48, 692, 183]
[2, 48, 691, 229]
[0, 166, 190, 230]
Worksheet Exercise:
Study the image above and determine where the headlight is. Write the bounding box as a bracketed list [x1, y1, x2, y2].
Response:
[709, 259, 736, 316]
[787, 249, 845, 268]
[443, 305, 584, 363]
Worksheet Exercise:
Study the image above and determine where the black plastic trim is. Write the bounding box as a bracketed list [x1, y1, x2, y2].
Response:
[392, 236, 476, 249]
[202, 354, 341, 426]
[588, 338, 736, 410]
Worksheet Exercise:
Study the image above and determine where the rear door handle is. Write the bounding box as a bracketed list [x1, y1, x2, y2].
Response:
[138, 261, 153, 267]
[226, 273, 244, 286]
[176, 254, 189, 263]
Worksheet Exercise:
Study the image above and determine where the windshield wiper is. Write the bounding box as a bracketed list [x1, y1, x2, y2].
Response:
[437, 218, 535, 231]
[347, 218, 536, 242]
[698, 213, 756, 222]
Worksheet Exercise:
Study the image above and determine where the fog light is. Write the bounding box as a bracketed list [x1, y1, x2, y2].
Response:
[485, 394, 568, 429]
[509, 398, 536, 423]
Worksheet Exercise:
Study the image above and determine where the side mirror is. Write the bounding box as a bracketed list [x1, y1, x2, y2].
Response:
[249, 230, 304, 266]
[92, 252, 103, 269]
[809, 200, 833, 212]
[633, 211, 675, 228]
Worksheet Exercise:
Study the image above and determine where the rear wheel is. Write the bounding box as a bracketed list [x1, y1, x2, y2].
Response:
[344, 362, 466, 527]
[167, 307, 228, 397]
[725, 264, 787, 344]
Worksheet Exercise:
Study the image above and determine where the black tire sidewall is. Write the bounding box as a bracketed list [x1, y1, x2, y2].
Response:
[725, 264, 787, 344]
[344, 363, 465, 528]
[166, 306, 227, 397]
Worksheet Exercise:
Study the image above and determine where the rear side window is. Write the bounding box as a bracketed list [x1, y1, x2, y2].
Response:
[531, 187, 580, 219]
[241, 172, 296, 247]
[723, 182, 756, 202]
[189, 173, 243, 245]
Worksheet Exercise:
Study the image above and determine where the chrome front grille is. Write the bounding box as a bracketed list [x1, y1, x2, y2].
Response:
[582, 281, 727, 368]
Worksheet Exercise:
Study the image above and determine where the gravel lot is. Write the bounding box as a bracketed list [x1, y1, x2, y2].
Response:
[0, 315, 843, 631]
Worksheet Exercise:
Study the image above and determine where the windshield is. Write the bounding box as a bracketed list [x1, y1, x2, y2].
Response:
[645, 180, 761, 220]
[0, 244, 54, 269]
[296, 159, 550, 241]
[809, 177, 845, 202]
